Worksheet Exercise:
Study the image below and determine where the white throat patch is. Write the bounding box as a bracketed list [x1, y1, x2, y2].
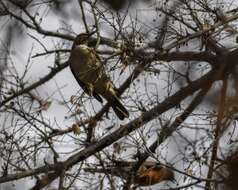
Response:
[78, 44, 89, 49]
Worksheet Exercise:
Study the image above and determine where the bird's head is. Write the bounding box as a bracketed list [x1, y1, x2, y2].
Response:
[72, 31, 96, 49]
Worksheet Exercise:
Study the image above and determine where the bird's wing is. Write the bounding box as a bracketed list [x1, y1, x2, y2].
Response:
[69, 52, 103, 103]
[94, 74, 129, 120]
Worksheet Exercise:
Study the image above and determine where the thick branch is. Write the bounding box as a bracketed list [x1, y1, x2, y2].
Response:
[0, 66, 218, 186]
[122, 83, 212, 189]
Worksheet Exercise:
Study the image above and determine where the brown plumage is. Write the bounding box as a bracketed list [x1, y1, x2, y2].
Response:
[69, 33, 129, 120]
[84, 160, 174, 186]
[134, 164, 174, 186]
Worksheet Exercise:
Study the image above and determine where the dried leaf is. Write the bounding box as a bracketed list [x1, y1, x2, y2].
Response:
[113, 142, 122, 154]
[70, 95, 78, 104]
[40, 101, 52, 111]
[72, 124, 80, 135]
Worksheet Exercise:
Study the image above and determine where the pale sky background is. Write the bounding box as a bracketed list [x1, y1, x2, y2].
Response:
[1, 0, 238, 189]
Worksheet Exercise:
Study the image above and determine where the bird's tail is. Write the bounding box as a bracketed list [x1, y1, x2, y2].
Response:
[108, 94, 129, 120]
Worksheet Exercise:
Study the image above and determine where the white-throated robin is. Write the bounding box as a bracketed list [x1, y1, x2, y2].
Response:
[69, 33, 129, 120]
[84, 160, 174, 186]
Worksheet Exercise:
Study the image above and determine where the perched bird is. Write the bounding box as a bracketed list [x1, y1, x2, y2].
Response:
[84, 160, 174, 187]
[69, 33, 129, 120]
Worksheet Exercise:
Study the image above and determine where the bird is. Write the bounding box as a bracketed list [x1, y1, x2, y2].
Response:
[69, 33, 129, 120]
[84, 160, 175, 187]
